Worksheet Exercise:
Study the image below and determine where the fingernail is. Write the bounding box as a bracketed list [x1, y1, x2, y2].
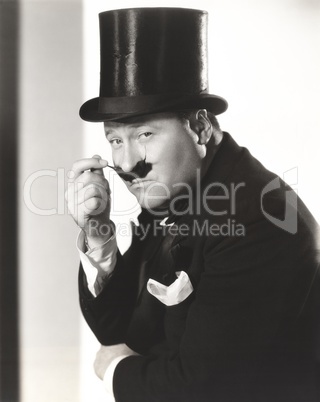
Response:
[99, 159, 108, 165]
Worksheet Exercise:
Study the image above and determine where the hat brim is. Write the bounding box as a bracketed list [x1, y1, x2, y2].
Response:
[79, 93, 228, 122]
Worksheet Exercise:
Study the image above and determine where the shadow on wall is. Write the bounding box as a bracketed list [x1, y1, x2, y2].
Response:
[0, 0, 20, 401]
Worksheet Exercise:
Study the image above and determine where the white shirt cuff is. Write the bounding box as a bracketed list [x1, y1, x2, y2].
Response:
[103, 355, 129, 397]
[77, 225, 118, 297]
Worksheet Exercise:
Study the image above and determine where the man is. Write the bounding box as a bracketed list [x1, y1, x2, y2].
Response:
[66, 8, 320, 402]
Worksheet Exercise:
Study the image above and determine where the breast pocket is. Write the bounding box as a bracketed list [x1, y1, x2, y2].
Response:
[147, 271, 194, 306]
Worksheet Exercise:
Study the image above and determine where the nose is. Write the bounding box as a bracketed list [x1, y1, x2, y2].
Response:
[118, 144, 143, 173]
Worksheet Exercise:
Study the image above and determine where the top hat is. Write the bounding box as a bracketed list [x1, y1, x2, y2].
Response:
[80, 7, 228, 122]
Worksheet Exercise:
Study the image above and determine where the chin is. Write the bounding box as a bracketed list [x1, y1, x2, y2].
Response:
[132, 190, 170, 215]
[139, 196, 170, 213]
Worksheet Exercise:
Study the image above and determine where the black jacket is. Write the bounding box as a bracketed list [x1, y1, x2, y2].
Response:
[79, 132, 320, 402]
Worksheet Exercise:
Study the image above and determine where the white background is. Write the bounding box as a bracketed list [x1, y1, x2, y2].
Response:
[19, 1, 320, 401]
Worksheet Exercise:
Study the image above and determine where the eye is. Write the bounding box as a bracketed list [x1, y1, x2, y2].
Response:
[138, 132, 153, 140]
[109, 138, 123, 148]
[109, 139, 122, 150]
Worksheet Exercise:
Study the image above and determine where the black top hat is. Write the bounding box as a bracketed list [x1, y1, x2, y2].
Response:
[80, 7, 228, 122]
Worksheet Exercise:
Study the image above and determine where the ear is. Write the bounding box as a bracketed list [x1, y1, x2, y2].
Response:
[190, 109, 213, 145]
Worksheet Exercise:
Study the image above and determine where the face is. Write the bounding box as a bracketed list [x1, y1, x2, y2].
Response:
[104, 112, 208, 211]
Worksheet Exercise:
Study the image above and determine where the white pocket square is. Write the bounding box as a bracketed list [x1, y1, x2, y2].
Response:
[147, 271, 194, 306]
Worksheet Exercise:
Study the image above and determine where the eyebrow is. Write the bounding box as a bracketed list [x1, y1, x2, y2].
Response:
[104, 124, 154, 137]
[104, 128, 119, 139]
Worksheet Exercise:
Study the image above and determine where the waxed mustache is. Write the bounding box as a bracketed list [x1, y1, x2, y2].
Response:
[110, 158, 152, 182]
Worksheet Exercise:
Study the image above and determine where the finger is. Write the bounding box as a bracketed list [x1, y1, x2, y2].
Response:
[76, 183, 110, 205]
[91, 154, 106, 176]
[71, 157, 108, 180]
[83, 197, 108, 215]
[66, 176, 110, 217]
[73, 171, 110, 193]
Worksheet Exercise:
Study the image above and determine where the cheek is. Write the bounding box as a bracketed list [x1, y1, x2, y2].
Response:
[169, 145, 201, 178]
[146, 135, 201, 183]
[148, 139, 187, 165]
[152, 149, 181, 180]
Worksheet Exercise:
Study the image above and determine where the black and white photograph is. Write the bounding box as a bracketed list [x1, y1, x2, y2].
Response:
[1, 0, 320, 401]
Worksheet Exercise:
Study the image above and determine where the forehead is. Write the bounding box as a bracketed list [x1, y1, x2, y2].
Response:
[103, 112, 182, 134]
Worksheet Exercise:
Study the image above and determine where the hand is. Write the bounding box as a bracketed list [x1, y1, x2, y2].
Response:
[65, 155, 112, 247]
[94, 343, 139, 380]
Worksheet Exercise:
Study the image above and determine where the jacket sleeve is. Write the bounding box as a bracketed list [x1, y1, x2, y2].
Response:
[78, 213, 151, 345]
[79, 248, 139, 345]
[78, 211, 155, 345]
[112, 202, 320, 402]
